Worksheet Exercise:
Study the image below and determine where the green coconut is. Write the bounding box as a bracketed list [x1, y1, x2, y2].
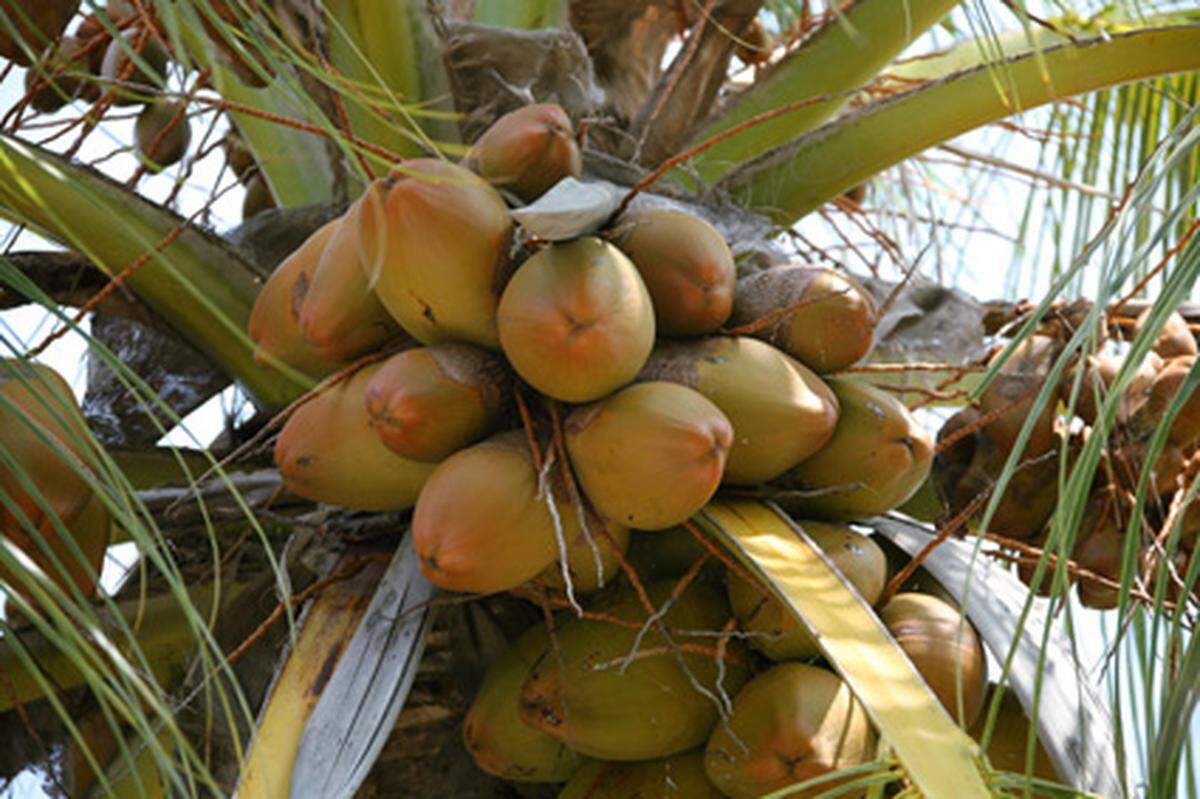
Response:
[638, 337, 839, 484]
[519, 580, 751, 761]
[727, 522, 886, 661]
[498, 237, 655, 402]
[610, 209, 735, 337]
[364, 344, 509, 462]
[134, 100, 191, 171]
[465, 103, 582, 203]
[625, 525, 722, 582]
[273, 363, 436, 511]
[730, 264, 877, 374]
[357, 159, 514, 347]
[775, 377, 933, 520]
[565, 382, 732, 530]
[463, 622, 586, 782]
[704, 663, 876, 799]
[560, 750, 722, 798]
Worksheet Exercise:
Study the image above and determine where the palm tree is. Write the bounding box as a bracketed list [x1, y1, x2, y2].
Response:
[2, 0, 1200, 796]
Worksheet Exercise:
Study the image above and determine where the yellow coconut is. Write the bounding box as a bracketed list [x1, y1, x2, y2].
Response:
[465, 103, 582, 203]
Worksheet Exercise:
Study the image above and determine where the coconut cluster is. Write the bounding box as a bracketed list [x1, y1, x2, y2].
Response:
[246, 102, 1045, 794]
[935, 310, 1200, 608]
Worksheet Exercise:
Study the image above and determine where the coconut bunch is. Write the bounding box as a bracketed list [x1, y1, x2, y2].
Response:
[0, 360, 110, 614]
[934, 310, 1200, 609]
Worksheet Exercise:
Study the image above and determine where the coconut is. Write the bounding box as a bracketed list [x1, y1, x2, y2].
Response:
[1068, 352, 1161, 426]
[610, 209, 735, 337]
[519, 580, 751, 761]
[222, 129, 256, 183]
[0, 360, 109, 599]
[517, 522, 631, 599]
[1015, 529, 1068, 598]
[364, 344, 509, 462]
[565, 382, 732, 530]
[462, 622, 585, 782]
[879, 593, 988, 726]
[970, 686, 1060, 782]
[703, 663, 876, 799]
[357, 160, 514, 347]
[729, 265, 877, 374]
[638, 337, 839, 484]
[464, 103, 582, 203]
[775, 378, 932, 520]
[274, 364, 436, 511]
[733, 17, 773, 66]
[99, 27, 169, 105]
[727, 522, 886, 662]
[25, 36, 97, 112]
[247, 219, 345, 380]
[560, 750, 722, 798]
[0, 0, 79, 66]
[298, 201, 401, 362]
[1129, 356, 1200, 447]
[625, 525, 722, 582]
[498, 237, 655, 402]
[1135, 308, 1197, 359]
[1072, 495, 1125, 610]
[412, 432, 598, 594]
[134, 100, 191, 171]
[242, 173, 274, 219]
[978, 336, 1063, 458]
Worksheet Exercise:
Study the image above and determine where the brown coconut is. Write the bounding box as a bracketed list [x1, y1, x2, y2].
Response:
[727, 522, 886, 662]
[1068, 352, 1161, 426]
[298, 201, 401, 362]
[274, 364, 436, 511]
[1129, 355, 1200, 447]
[775, 378, 933, 520]
[0, 0, 79, 65]
[1072, 495, 1126, 610]
[99, 27, 169, 105]
[498, 237, 655, 402]
[134, 100, 191, 170]
[247, 219, 345, 380]
[704, 663, 876, 799]
[638, 337, 839, 484]
[565, 382, 732, 530]
[464, 103, 582, 203]
[1135, 308, 1197, 359]
[25, 36, 98, 112]
[978, 335, 1063, 458]
[730, 265, 877, 374]
[364, 343, 509, 462]
[610, 209, 736, 337]
[357, 160, 514, 347]
[879, 593, 988, 726]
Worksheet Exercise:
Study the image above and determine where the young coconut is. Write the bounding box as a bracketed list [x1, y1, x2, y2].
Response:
[274, 364, 436, 511]
[519, 580, 751, 761]
[775, 378, 932, 520]
[248, 219, 345, 380]
[727, 522, 887, 661]
[0, 0, 79, 65]
[970, 686, 1060, 782]
[514, 522, 631, 600]
[298, 201, 401, 361]
[462, 622, 585, 782]
[560, 750, 723, 798]
[879, 592, 988, 726]
[357, 160, 514, 348]
[729, 264, 878, 374]
[0, 360, 109, 600]
[625, 525, 721, 582]
[703, 663, 876, 799]
[565, 382, 732, 530]
[412, 431, 598, 594]
[610, 209, 736, 337]
[99, 27, 169, 105]
[464, 103, 582, 203]
[638, 337, 839, 484]
[134, 100, 191, 171]
[364, 344, 509, 462]
[498, 237, 655, 402]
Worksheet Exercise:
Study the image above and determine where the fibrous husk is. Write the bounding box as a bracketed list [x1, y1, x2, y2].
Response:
[25, 36, 98, 112]
[775, 378, 932, 521]
[519, 579, 751, 761]
[727, 522, 886, 662]
[565, 382, 731, 530]
[703, 663, 876, 799]
[609, 209, 735, 337]
[498, 237, 655, 402]
[730, 265, 878, 374]
[464, 103, 582, 204]
[0, 0, 79, 66]
[560, 750, 722, 798]
[0, 360, 109, 600]
[134, 100, 191, 171]
[364, 344, 509, 462]
[298, 200, 401, 362]
[638, 337, 839, 484]
[1135, 308, 1197, 360]
[99, 27, 169, 105]
[518, 522, 631, 599]
[879, 592, 988, 727]
[978, 335, 1063, 458]
[462, 622, 586, 782]
[247, 219, 345, 380]
[357, 160, 514, 348]
[970, 686, 1060, 783]
[412, 431, 596, 594]
[273, 363, 436, 510]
